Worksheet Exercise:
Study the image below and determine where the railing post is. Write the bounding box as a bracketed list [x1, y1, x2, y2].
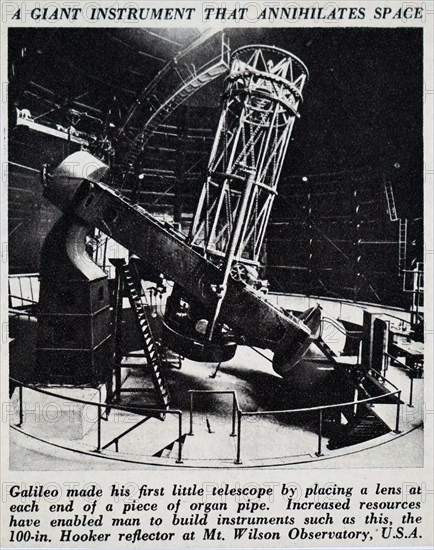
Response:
[17, 384, 23, 427]
[113, 264, 124, 402]
[394, 392, 402, 433]
[234, 411, 242, 464]
[354, 387, 359, 417]
[315, 410, 324, 457]
[95, 406, 102, 452]
[176, 413, 183, 464]
[230, 394, 236, 437]
[408, 373, 415, 408]
[188, 392, 194, 435]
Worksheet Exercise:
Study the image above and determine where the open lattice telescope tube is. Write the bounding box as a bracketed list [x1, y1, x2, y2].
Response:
[189, 45, 309, 272]
[163, 45, 315, 362]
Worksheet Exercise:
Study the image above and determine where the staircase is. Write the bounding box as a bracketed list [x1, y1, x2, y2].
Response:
[360, 372, 403, 405]
[119, 261, 170, 411]
[314, 337, 337, 362]
[328, 404, 391, 449]
[324, 366, 401, 450]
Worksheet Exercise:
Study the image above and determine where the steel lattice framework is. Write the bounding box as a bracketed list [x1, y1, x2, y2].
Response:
[189, 45, 309, 272]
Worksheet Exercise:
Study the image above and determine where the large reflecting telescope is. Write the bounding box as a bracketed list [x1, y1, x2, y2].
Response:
[164, 45, 320, 372]
[37, 44, 320, 386]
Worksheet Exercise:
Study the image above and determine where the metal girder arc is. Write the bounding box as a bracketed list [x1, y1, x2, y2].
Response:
[45, 151, 311, 355]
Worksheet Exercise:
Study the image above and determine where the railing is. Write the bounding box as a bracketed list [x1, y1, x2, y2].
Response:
[9, 307, 36, 324]
[10, 378, 184, 464]
[188, 386, 403, 465]
[8, 273, 39, 310]
[321, 316, 363, 339]
[384, 353, 421, 407]
[10, 378, 409, 466]
[188, 390, 239, 439]
[267, 292, 412, 328]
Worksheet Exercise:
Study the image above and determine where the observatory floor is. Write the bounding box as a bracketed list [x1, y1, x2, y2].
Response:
[9, 345, 423, 470]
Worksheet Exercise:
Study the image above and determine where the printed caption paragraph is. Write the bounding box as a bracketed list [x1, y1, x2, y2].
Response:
[4, 480, 430, 546]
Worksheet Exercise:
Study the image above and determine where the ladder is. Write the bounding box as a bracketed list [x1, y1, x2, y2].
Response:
[118, 260, 171, 411]
[411, 262, 424, 326]
[398, 218, 408, 273]
[384, 179, 398, 221]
